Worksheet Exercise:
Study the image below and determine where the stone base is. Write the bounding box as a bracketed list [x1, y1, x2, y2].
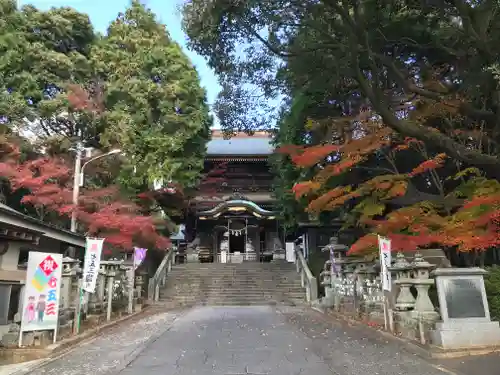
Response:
[431, 320, 500, 349]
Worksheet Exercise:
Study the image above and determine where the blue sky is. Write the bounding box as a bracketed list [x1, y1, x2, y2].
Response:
[18, 0, 222, 124]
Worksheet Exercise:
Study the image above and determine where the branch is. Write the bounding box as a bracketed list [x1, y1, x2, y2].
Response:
[372, 53, 497, 123]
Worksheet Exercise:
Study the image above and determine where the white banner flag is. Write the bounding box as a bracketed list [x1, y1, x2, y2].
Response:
[378, 236, 392, 292]
[82, 238, 104, 293]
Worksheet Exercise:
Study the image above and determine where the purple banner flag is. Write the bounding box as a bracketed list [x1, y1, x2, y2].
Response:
[133, 247, 147, 270]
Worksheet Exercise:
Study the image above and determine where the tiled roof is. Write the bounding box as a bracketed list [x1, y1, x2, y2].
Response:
[206, 132, 274, 156]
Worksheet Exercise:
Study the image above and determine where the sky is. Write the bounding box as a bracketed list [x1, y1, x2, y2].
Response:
[18, 0, 222, 125]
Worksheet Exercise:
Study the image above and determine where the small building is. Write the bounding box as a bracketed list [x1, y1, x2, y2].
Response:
[185, 131, 283, 262]
[0, 203, 84, 335]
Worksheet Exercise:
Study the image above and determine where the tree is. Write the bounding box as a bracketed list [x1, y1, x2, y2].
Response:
[0, 140, 170, 251]
[92, 1, 212, 191]
[280, 114, 500, 259]
[1, 0, 212, 198]
[182, 0, 500, 176]
[0, 1, 97, 144]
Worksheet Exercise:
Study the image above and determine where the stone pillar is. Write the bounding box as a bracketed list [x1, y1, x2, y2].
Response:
[88, 267, 104, 314]
[101, 261, 122, 321]
[105, 265, 116, 321]
[97, 265, 106, 305]
[134, 273, 144, 312]
[320, 260, 334, 307]
[61, 257, 78, 310]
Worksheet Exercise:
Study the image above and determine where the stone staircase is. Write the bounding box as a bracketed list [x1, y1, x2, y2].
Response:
[159, 261, 306, 307]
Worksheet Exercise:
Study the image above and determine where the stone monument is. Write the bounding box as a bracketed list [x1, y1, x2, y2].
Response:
[431, 268, 500, 349]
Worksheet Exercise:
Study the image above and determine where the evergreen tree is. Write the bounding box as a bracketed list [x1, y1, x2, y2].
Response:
[93, 1, 212, 191]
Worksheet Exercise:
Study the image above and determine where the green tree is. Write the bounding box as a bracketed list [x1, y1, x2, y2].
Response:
[182, 0, 500, 176]
[93, 1, 212, 191]
[0, 0, 96, 145]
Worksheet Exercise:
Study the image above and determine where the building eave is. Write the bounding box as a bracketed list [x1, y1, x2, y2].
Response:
[197, 199, 276, 218]
[0, 204, 85, 248]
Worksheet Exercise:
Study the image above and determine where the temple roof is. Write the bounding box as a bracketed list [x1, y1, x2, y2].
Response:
[206, 131, 274, 156]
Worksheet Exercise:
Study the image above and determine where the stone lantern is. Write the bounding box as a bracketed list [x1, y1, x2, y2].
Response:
[322, 237, 348, 309]
[389, 252, 415, 311]
[322, 237, 348, 279]
[411, 251, 439, 320]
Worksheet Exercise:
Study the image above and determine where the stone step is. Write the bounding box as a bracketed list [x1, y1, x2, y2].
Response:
[162, 288, 304, 293]
[160, 298, 304, 307]
[160, 293, 306, 299]
[160, 297, 301, 304]
[168, 272, 300, 276]
[160, 262, 305, 305]
[166, 283, 302, 288]
[161, 293, 306, 299]
[167, 276, 300, 285]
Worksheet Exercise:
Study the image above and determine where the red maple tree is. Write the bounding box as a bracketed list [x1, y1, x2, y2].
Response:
[279, 117, 500, 256]
[0, 141, 171, 252]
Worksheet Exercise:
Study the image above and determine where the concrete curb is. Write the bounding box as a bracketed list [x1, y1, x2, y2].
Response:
[8, 307, 154, 375]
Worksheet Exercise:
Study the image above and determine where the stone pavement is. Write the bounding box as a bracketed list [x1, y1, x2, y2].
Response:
[7, 305, 465, 375]
[10, 310, 180, 375]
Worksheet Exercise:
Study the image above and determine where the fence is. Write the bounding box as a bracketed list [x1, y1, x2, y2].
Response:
[316, 245, 442, 344]
[57, 257, 145, 340]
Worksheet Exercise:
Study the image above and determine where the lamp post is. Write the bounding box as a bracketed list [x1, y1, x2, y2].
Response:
[70, 146, 121, 335]
[70, 146, 122, 232]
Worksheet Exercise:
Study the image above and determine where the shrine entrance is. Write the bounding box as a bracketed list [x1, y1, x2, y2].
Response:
[229, 229, 245, 254]
[196, 199, 279, 263]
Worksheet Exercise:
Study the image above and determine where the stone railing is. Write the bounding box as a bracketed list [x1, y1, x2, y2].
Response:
[147, 247, 175, 303]
[294, 246, 318, 303]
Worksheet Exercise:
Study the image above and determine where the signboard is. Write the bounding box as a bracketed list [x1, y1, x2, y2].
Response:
[82, 238, 104, 293]
[20, 252, 62, 342]
[378, 236, 392, 292]
[133, 247, 147, 270]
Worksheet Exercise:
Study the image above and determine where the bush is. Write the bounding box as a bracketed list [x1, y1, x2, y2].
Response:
[484, 266, 500, 321]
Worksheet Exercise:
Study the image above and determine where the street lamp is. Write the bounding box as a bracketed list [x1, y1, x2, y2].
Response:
[70, 147, 122, 232]
[79, 149, 122, 187]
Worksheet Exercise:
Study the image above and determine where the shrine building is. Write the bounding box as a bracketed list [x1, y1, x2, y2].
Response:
[184, 131, 284, 263]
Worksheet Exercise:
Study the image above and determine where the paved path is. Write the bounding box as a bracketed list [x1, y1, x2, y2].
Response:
[16, 305, 454, 375]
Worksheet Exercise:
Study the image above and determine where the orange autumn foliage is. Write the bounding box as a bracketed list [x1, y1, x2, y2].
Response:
[409, 153, 447, 177]
[291, 144, 340, 168]
[281, 115, 500, 255]
[292, 181, 321, 198]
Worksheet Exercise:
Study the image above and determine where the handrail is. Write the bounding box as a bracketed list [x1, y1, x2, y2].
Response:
[147, 247, 175, 303]
[294, 247, 318, 303]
